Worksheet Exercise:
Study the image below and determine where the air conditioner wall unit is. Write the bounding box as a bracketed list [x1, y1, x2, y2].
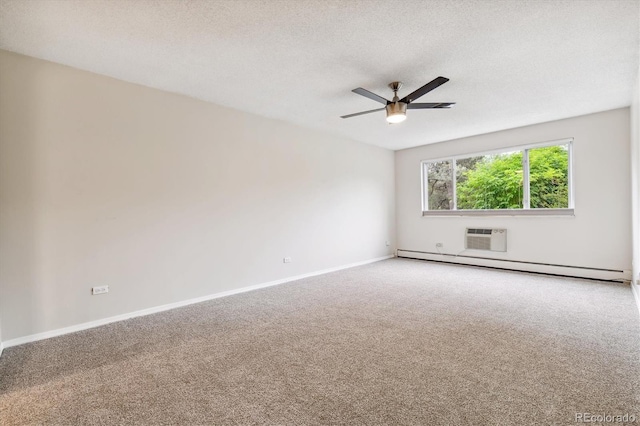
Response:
[465, 228, 507, 252]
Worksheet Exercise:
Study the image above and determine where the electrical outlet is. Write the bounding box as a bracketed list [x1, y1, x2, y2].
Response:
[283, 257, 292, 263]
[92, 285, 109, 295]
[385, 241, 390, 246]
[436, 243, 443, 248]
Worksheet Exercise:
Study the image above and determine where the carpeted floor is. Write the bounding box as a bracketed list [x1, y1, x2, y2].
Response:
[1, 258, 639, 425]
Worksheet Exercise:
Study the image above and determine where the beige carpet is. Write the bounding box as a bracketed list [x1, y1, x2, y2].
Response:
[1, 258, 639, 425]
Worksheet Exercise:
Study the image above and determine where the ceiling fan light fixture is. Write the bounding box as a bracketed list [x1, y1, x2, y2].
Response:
[386, 102, 407, 124]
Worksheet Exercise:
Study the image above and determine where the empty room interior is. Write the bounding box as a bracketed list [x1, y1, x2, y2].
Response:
[1, 0, 639, 424]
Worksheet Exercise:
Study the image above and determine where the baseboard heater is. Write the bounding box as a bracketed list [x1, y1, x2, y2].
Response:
[396, 249, 631, 282]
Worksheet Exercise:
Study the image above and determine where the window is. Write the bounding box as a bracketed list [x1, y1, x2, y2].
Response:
[421, 139, 573, 215]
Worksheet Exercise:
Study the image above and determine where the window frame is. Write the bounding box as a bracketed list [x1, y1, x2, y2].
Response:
[421, 138, 574, 216]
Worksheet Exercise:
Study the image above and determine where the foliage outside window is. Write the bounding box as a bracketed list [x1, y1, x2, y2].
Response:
[422, 140, 572, 215]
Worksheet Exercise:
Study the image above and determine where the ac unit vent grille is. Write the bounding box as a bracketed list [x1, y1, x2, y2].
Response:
[465, 228, 507, 252]
[467, 235, 492, 250]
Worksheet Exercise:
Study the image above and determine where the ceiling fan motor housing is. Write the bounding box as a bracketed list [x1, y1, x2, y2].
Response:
[386, 101, 407, 116]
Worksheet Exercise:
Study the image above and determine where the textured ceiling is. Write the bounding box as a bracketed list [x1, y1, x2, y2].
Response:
[0, 0, 638, 150]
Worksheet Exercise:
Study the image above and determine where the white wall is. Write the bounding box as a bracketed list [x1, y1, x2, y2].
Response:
[631, 60, 640, 305]
[0, 50, 395, 342]
[396, 109, 631, 274]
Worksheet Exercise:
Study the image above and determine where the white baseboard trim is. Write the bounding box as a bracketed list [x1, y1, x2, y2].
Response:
[397, 250, 631, 282]
[0, 254, 394, 351]
[0, 342, 4, 358]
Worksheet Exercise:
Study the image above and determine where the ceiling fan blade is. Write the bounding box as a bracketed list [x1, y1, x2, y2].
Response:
[340, 107, 385, 119]
[400, 77, 449, 103]
[407, 102, 455, 109]
[352, 88, 390, 104]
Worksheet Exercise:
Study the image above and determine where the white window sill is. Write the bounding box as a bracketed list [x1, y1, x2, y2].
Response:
[422, 208, 574, 217]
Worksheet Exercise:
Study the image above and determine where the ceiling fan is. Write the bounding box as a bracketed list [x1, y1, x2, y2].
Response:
[341, 76, 454, 124]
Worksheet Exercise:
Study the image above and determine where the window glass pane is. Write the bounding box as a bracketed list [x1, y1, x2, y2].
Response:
[426, 160, 453, 210]
[456, 151, 523, 209]
[529, 144, 569, 209]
